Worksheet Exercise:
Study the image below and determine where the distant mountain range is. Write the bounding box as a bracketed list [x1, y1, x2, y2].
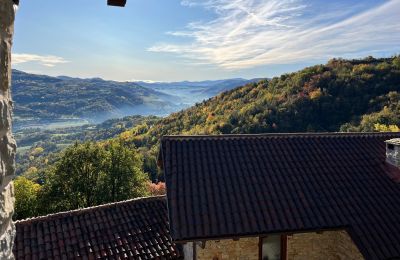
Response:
[12, 70, 260, 130]
[136, 78, 262, 105]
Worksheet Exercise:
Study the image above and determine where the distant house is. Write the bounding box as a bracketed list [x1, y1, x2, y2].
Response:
[158, 133, 400, 260]
[14, 133, 400, 260]
[14, 196, 183, 259]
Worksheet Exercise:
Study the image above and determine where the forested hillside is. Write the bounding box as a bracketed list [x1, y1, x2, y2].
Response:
[111, 56, 400, 181]
[18, 56, 400, 179]
[118, 57, 400, 150]
[15, 56, 400, 219]
[12, 70, 179, 126]
[13, 70, 256, 130]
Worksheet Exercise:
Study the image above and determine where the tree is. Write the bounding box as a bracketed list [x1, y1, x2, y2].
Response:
[103, 139, 149, 202]
[39, 142, 108, 214]
[38, 141, 149, 215]
[374, 123, 400, 132]
[14, 177, 41, 220]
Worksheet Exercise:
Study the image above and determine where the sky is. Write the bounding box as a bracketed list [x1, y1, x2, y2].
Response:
[12, 0, 400, 82]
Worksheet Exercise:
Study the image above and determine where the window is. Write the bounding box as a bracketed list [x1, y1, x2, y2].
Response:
[259, 235, 287, 260]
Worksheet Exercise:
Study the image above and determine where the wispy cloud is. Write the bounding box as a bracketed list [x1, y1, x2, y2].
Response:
[149, 0, 400, 69]
[12, 53, 69, 67]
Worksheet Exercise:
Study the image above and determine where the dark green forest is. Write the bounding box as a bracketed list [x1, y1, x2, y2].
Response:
[14, 56, 400, 220]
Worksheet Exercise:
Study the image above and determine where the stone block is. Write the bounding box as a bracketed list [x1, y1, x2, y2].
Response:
[0, 0, 16, 259]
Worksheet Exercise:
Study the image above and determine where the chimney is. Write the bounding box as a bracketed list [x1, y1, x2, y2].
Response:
[107, 0, 127, 7]
[385, 139, 400, 167]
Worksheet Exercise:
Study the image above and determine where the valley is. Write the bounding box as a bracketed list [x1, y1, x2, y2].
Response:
[12, 70, 258, 175]
[15, 56, 400, 179]
[12, 56, 400, 219]
[12, 70, 257, 130]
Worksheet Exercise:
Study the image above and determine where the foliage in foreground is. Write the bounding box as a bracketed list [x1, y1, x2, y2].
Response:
[14, 139, 149, 220]
[14, 176, 41, 220]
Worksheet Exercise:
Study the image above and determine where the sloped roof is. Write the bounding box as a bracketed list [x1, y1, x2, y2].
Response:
[160, 132, 400, 260]
[14, 196, 183, 260]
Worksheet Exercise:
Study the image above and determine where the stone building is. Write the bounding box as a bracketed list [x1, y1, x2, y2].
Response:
[159, 133, 400, 260]
[7, 128, 400, 260]
[12, 132, 400, 260]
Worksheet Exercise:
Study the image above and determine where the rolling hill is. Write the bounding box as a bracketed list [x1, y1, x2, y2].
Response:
[16, 56, 400, 179]
[12, 70, 257, 130]
[121, 56, 400, 151]
[12, 70, 181, 128]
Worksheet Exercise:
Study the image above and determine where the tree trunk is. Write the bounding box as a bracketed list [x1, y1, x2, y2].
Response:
[0, 0, 16, 259]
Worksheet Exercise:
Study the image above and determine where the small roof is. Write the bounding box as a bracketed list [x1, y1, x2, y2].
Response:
[14, 196, 183, 260]
[160, 132, 400, 260]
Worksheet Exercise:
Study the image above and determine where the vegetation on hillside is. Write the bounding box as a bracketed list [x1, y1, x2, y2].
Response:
[14, 56, 400, 219]
[15, 115, 159, 176]
[113, 56, 400, 178]
[12, 70, 178, 124]
[120, 56, 399, 141]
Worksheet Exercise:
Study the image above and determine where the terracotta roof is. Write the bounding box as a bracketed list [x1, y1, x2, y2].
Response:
[160, 132, 400, 260]
[14, 196, 183, 260]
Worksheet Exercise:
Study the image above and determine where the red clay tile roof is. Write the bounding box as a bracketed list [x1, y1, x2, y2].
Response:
[14, 196, 183, 260]
[160, 132, 400, 260]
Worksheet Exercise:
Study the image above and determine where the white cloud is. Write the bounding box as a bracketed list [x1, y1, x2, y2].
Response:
[149, 0, 400, 69]
[128, 78, 161, 83]
[12, 53, 69, 67]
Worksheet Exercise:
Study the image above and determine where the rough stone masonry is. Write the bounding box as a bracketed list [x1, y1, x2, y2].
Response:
[0, 0, 17, 259]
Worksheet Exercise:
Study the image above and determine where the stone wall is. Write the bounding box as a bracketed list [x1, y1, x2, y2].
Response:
[287, 230, 364, 260]
[0, 0, 16, 259]
[191, 230, 363, 260]
[195, 237, 259, 260]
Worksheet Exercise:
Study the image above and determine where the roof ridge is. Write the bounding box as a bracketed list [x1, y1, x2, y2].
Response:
[15, 195, 166, 224]
[162, 132, 400, 139]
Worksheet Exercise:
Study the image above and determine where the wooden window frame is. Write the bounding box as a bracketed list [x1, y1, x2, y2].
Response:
[259, 235, 287, 260]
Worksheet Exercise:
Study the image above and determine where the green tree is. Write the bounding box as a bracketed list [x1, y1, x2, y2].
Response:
[38, 141, 149, 215]
[39, 142, 108, 214]
[14, 177, 41, 220]
[103, 139, 149, 202]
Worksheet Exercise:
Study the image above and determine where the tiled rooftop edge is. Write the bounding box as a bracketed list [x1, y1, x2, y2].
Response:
[162, 132, 400, 139]
[15, 195, 166, 224]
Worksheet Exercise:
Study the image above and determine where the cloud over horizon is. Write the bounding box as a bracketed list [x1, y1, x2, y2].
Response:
[12, 53, 69, 67]
[149, 0, 400, 69]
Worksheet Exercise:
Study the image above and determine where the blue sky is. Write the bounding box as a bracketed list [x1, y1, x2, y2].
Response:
[12, 0, 400, 81]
